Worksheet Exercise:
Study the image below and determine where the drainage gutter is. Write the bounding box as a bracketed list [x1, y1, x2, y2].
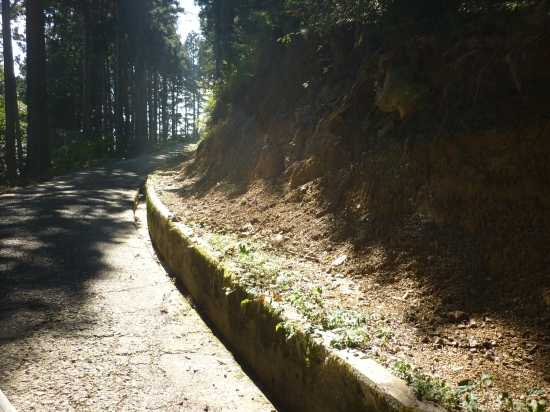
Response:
[146, 179, 444, 412]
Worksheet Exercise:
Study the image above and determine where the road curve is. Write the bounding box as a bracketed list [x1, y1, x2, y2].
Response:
[0, 146, 276, 411]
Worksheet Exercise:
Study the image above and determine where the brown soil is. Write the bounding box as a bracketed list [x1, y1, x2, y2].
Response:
[152, 7, 550, 409]
[154, 141, 550, 410]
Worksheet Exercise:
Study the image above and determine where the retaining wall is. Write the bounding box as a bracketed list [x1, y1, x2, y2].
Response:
[146, 179, 443, 412]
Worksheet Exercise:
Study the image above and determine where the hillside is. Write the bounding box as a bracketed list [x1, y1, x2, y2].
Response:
[155, 3, 550, 410]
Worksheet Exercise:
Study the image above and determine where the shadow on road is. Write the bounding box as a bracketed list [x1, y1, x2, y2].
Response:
[0, 147, 183, 367]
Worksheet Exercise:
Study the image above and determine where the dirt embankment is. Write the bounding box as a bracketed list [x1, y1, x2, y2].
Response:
[159, 4, 550, 409]
[196, 4, 550, 311]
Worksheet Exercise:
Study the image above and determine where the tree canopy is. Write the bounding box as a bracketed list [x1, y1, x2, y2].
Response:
[1, 0, 206, 181]
[1, 0, 543, 182]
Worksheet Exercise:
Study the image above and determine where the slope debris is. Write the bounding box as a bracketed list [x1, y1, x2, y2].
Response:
[154, 3, 550, 410]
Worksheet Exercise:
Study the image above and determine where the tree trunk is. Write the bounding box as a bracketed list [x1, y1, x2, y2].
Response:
[148, 66, 154, 145]
[162, 71, 168, 143]
[16, 113, 23, 172]
[3, 0, 18, 181]
[134, 0, 148, 151]
[212, 0, 222, 77]
[105, 51, 113, 138]
[26, 0, 50, 175]
[171, 85, 176, 140]
[135, 58, 148, 150]
[192, 85, 197, 140]
[196, 89, 201, 137]
[220, 0, 234, 70]
[100, 0, 110, 140]
[114, 0, 123, 153]
[127, 61, 135, 144]
[184, 91, 188, 140]
[153, 70, 158, 145]
[82, 0, 93, 141]
[101, 50, 109, 136]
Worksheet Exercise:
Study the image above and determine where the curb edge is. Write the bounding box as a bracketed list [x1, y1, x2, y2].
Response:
[145, 178, 444, 412]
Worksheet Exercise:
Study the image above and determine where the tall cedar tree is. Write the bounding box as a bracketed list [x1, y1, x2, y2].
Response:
[26, 0, 49, 175]
[82, 0, 93, 141]
[2, 0, 18, 180]
[1, 0, 205, 177]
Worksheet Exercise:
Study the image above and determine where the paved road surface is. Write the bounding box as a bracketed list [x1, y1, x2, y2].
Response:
[0, 147, 276, 411]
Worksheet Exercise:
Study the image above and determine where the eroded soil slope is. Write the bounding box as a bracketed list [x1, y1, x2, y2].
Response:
[154, 5, 550, 410]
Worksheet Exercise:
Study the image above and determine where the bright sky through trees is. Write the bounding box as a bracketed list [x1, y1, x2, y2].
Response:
[5, 1, 201, 77]
[1, 0, 207, 181]
[177, 0, 201, 41]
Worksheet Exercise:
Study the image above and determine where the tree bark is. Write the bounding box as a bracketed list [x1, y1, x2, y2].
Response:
[114, 0, 126, 155]
[3, 0, 18, 181]
[82, 0, 93, 141]
[220, 0, 234, 70]
[100, 0, 110, 139]
[26, 0, 50, 175]
[171, 85, 176, 140]
[153, 70, 158, 145]
[16, 112, 23, 172]
[134, 0, 148, 151]
[192, 87, 197, 140]
[183, 90, 188, 139]
[161, 71, 168, 143]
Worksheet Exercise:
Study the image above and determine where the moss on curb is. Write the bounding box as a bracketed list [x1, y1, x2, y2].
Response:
[146, 178, 444, 412]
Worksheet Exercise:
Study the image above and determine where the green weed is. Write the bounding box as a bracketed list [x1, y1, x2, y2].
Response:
[393, 359, 458, 409]
[330, 326, 370, 349]
[276, 322, 297, 339]
[499, 390, 548, 412]
[238, 242, 252, 254]
[393, 360, 547, 412]
[185, 217, 381, 350]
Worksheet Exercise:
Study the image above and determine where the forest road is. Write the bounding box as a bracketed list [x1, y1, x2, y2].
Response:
[0, 145, 276, 411]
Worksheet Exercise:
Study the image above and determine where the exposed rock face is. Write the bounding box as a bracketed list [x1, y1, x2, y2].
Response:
[288, 158, 323, 189]
[255, 146, 284, 180]
[375, 52, 429, 120]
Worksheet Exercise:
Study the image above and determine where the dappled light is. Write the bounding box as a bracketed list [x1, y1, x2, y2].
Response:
[0, 147, 209, 410]
[148, 1, 550, 409]
[2, 0, 550, 410]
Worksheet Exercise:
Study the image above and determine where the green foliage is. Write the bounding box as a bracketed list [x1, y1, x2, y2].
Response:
[276, 321, 297, 339]
[238, 242, 252, 255]
[393, 360, 548, 412]
[1, 0, 204, 180]
[51, 134, 119, 174]
[284, 0, 385, 32]
[499, 390, 548, 412]
[329, 326, 370, 349]
[285, 289, 374, 350]
[282, 0, 539, 36]
[203, 227, 379, 350]
[392, 360, 458, 408]
[461, 393, 481, 412]
[320, 309, 365, 330]
[455, 379, 478, 397]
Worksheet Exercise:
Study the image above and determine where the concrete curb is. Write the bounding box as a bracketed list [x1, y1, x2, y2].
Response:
[0, 389, 17, 412]
[146, 179, 445, 412]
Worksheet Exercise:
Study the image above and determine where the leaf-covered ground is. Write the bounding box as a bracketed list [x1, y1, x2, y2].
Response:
[153, 150, 550, 411]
